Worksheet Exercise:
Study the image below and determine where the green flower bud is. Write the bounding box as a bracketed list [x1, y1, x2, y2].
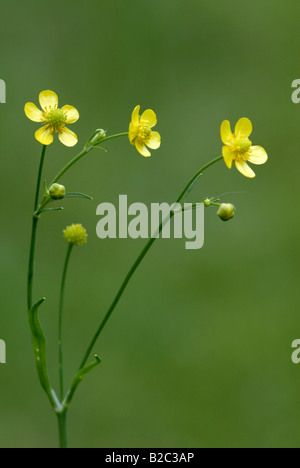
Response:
[49, 183, 66, 200]
[217, 203, 235, 221]
[90, 129, 107, 146]
[63, 224, 87, 246]
[204, 198, 211, 207]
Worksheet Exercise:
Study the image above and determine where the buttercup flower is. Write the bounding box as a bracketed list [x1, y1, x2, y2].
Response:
[63, 224, 87, 246]
[221, 118, 268, 178]
[129, 105, 161, 157]
[25, 90, 79, 147]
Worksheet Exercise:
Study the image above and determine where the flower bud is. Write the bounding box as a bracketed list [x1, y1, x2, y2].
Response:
[217, 203, 235, 221]
[49, 183, 66, 200]
[89, 129, 107, 146]
[63, 224, 87, 246]
[204, 198, 211, 207]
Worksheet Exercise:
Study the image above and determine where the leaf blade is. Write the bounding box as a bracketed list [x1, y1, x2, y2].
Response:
[64, 192, 93, 200]
[29, 298, 59, 410]
[64, 355, 101, 407]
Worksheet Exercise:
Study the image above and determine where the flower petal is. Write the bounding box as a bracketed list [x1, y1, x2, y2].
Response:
[147, 131, 161, 149]
[235, 118, 252, 138]
[135, 140, 151, 157]
[59, 127, 78, 147]
[247, 146, 268, 165]
[39, 90, 58, 112]
[61, 105, 79, 124]
[131, 105, 140, 126]
[24, 102, 45, 122]
[235, 159, 255, 178]
[222, 146, 235, 168]
[141, 109, 157, 128]
[129, 121, 139, 144]
[35, 125, 54, 146]
[220, 120, 233, 144]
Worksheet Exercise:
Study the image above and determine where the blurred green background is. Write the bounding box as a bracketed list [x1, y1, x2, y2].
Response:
[0, 0, 299, 448]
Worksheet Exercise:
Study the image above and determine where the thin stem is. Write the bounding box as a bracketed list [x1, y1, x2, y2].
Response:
[79, 155, 223, 368]
[27, 145, 47, 311]
[59, 244, 73, 401]
[50, 133, 128, 186]
[50, 149, 89, 186]
[97, 132, 129, 144]
[34, 145, 47, 211]
[177, 156, 223, 202]
[57, 411, 68, 449]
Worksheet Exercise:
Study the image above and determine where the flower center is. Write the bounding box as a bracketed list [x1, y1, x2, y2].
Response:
[235, 138, 251, 154]
[137, 123, 151, 142]
[46, 108, 67, 130]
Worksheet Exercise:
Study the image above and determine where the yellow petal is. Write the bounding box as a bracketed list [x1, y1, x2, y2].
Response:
[61, 105, 79, 124]
[131, 105, 140, 126]
[147, 131, 161, 150]
[220, 120, 233, 144]
[58, 127, 78, 147]
[35, 125, 54, 146]
[39, 90, 58, 112]
[222, 146, 235, 169]
[135, 140, 151, 157]
[24, 102, 45, 122]
[235, 118, 252, 138]
[141, 109, 157, 128]
[247, 146, 268, 165]
[129, 122, 138, 144]
[235, 159, 255, 178]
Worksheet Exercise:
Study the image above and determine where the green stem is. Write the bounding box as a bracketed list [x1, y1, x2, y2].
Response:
[59, 244, 73, 401]
[57, 411, 68, 449]
[35, 134, 129, 216]
[177, 156, 223, 202]
[79, 155, 223, 368]
[50, 133, 128, 186]
[96, 132, 129, 144]
[27, 145, 47, 311]
[50, 148, 90, 186]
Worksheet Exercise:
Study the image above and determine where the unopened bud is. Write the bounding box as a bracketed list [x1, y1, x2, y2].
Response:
[49, 183, 66, 200]
[89, 129, 107, 147]
[217, 203, 235, 221]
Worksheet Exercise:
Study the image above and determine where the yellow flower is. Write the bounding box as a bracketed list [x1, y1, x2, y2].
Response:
[220, 118, 268, 178]
[25, 90, 79, 147]
[129, 105, 161, 157]
[63, 224, 87, 246]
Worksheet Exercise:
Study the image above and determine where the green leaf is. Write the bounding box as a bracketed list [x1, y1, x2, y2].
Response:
[39, 207, 64, 213]
[29, 298, 59, 410]
[64, 192, 93, 200]
[64, 355, 101, 407]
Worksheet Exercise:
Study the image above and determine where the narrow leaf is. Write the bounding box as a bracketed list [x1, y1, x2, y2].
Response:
[39, 207, 64, 213]
[64, 192, 93, 200]
[64, 355, 101, 407]
[29, 298, 58, 409]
